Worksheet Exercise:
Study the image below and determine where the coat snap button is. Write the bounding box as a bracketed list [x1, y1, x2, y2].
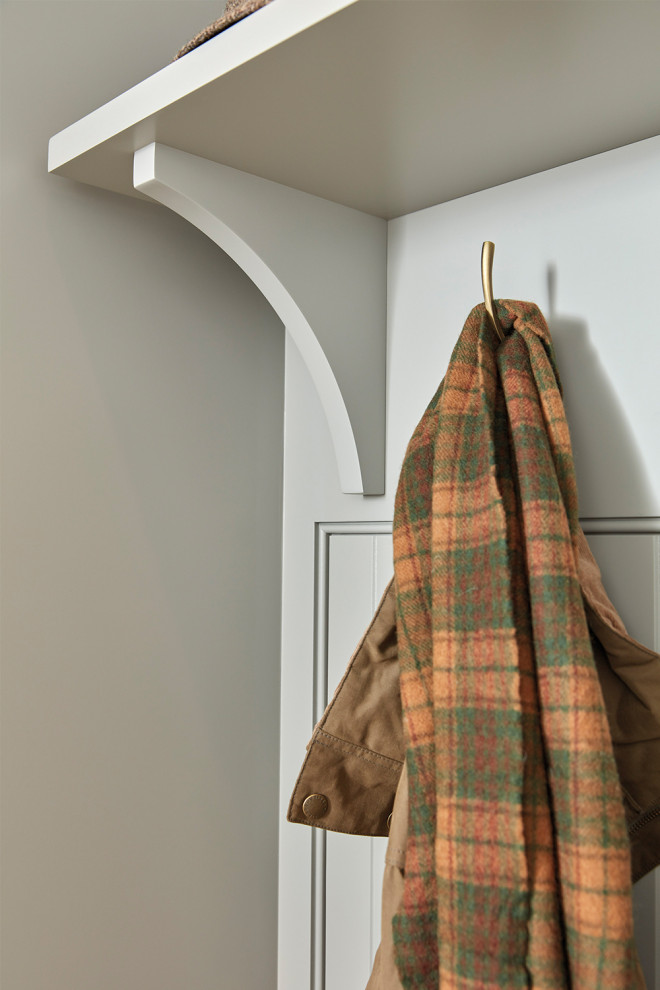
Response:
[302, 793, 328, 819]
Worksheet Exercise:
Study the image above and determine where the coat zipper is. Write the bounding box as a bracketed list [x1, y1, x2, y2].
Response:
[628, 803, 660, 837]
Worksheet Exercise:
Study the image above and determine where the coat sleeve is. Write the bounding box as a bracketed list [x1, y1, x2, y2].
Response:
[577, 527, 660, 883]
[287, 578, 404, 836]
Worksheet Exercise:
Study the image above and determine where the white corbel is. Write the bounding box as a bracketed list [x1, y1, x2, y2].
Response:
[133, 143, 386, 495]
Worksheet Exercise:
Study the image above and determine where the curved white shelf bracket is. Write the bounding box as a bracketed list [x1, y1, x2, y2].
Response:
[134, 143, 386, 495]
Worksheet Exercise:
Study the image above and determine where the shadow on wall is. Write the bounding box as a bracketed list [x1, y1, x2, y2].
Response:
[545, 265, 657, 519]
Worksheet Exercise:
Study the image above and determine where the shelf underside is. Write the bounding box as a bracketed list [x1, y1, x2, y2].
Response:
[49, 0, 660, 219]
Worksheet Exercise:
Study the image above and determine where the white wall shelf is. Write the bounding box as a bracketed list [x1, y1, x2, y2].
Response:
[48, 0, 660, 495]
[48, 0, 660, 219]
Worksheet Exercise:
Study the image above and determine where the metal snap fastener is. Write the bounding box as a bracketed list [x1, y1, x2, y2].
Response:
[302, 793, 328, 819]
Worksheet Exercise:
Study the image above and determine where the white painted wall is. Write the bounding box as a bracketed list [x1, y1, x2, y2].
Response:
[387, 135, 660, 518]
[1, 4, 284, 989]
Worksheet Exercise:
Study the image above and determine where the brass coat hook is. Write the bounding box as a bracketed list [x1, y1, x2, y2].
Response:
[481, 241, 505, 342]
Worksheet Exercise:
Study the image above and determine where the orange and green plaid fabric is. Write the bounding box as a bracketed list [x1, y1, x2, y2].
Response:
[391, 301, 644, 989]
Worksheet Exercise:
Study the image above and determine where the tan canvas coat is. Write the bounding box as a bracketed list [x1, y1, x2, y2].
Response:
[287, 529, 660, 989]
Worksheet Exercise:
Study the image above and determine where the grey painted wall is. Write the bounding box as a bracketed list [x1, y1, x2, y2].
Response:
[1, 3, 284, 988]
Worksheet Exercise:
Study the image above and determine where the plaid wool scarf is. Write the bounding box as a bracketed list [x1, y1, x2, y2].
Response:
[391, 301, 644, 989]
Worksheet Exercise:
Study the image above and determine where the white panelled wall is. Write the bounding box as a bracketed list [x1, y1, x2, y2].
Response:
[386, 136, 660, 513]
[279, 136, 660, 989]
[325, 531, 392, 989]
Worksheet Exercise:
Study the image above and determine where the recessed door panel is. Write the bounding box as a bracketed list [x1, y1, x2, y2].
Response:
[586, 533, 659, 990]
[325, 532, 393, 990]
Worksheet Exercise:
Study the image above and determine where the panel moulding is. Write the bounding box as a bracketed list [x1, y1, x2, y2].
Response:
[133, 142, 387, 495]
[311, 521, 394, 987]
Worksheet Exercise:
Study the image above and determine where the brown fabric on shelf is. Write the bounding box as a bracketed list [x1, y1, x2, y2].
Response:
[174, 0, 274, 60]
